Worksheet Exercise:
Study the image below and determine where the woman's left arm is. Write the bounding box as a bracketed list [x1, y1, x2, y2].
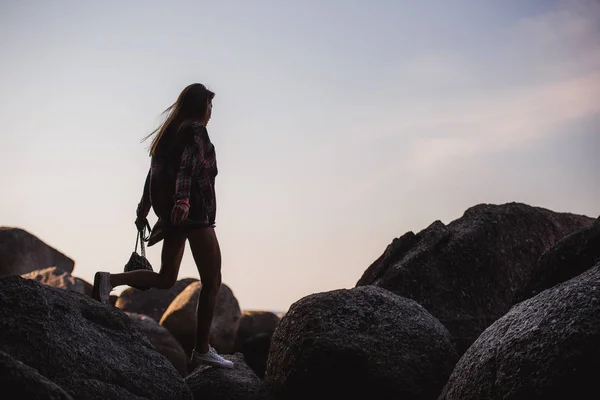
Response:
[137, 168, 152, 218]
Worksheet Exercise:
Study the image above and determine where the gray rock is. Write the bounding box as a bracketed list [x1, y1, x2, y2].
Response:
[439, 261, 600, 400]
[0, 227, 74, 277]
[356, 202, 594, 354]
[186, 353, 271, 400]
[126, 312, 189, 377]
[233, 311, 280, 378]
[0, 275, 192, 399]
[516, 216, 600, 302]
[265, 285, 458, 399]
[0, 350, 74, 400]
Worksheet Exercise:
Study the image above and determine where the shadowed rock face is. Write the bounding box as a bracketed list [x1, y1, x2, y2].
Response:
[0, 350, 74, 400]
[0, 227, 75, 277]
[233, 311, 281, 378]
[515, 216, 600, 303]
[0, 276, 192, 400]
[439, 261, 600, 400]
[265, 285, 458, 400]
[126, 312, 189, 377]
[356, 202, 594, 354]
[186, 353, 270, 400]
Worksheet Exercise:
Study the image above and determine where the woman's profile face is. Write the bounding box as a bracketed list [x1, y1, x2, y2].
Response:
[204, 101, 213, 125]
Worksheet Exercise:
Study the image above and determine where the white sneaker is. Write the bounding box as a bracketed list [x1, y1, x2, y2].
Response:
[190, 346, 234, 369]
[92, 272, 112, 305]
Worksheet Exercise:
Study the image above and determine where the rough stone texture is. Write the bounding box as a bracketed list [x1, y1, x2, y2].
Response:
[126, 312, 189, 377]
[0, 350, 74, 400]
[0, 227, 75, 277]
[356, 202, 594, 354]
[233, 311, 280, 378]
[116, 277, 198, 323]
[265, 286, 458, 400]
[0, 275, 192, 400]
[21, 266, 87, 295]
[186, 353, 271, 400]
[439, 261, 600, 400]
[160, 281, 241, 355]
[516, 216, 600, 303]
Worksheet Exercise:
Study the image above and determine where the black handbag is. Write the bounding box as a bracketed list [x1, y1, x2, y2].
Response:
[124, 222, 153, 273]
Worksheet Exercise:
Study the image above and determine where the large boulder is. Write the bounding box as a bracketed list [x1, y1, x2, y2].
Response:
[116, 277, 198, 322]
[126, 312, 189, 377]
[264, 285, 458, 400]
[439, 261, 600, 400]
[0, 227, 75, 277]
[160, 281, 241, 355]
[185, 353, 271, 400]
[516, 216, 600, 302]
[21, 266, 89, 295]
[356, 202, 593, 354]
[0, 275, 192, 399]
[233, 311, 281, 378]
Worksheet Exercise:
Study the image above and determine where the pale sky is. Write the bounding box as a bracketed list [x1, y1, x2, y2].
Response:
[1, 0, 599, 312]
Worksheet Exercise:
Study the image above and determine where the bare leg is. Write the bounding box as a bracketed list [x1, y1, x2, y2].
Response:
[108, 232, 186, 290]
[187, 227, 222, 354]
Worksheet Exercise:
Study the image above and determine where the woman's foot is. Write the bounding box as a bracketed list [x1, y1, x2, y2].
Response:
[190, 346, 234, 369]
[92, 272, 112, 304]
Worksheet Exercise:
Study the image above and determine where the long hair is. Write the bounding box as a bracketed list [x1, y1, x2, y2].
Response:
[143, 83, 215, 156]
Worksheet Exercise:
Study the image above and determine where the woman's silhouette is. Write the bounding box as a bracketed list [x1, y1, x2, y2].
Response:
[92, 83, 233, 369]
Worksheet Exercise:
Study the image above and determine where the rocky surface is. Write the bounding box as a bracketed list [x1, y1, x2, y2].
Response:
[186, 353, 271, 400]
[516, 216, 600, 303]
[126, 312, 189, 376]
[356, 202, 593, 354]
[439, 260, 600, 400]
[0, 276, 192, 400]
[265, 285, 458, 399]
[2, 202, 597, 399]
[233, 311, 281, 378]
[0, 350, 74, 400]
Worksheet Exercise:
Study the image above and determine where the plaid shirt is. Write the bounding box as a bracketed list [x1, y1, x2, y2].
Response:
[137, 122, 218, 223]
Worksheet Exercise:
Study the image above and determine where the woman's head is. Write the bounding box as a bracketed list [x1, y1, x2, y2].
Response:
[145, 83, 215, 156]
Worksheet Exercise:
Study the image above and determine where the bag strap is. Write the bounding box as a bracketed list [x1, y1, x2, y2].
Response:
[135, 221, 151, 257]
[141, 219, 151, 241]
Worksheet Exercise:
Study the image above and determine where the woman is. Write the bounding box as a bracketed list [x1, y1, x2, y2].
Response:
[91, 83, 233, 369]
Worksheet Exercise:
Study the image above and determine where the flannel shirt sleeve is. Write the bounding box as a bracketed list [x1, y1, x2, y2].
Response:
[174, 123, 207, 202]
[137, 168, 152, 217]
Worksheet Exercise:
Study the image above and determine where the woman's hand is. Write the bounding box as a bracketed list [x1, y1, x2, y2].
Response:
[135, 216, 148, 232]
[171, 202, 190, 226]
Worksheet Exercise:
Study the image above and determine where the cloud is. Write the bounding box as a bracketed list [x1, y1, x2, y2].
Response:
[404, 70, 600, 170]
[310, 0, 600, 200]
[356, 0, 600, 172]
[504, 0, 600, 78]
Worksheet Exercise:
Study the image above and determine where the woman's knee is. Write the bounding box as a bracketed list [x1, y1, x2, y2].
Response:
[155, 272, 178, 289]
